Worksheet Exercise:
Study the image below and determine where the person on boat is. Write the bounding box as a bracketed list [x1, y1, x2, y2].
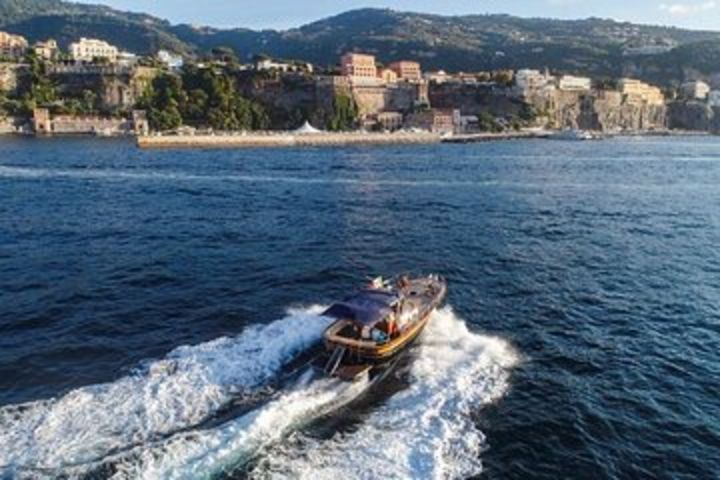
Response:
[397, 275, 410, 290]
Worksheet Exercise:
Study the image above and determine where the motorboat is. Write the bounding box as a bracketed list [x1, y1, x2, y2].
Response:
[551, 128, 599, 141]
[320, 274, 447, 381]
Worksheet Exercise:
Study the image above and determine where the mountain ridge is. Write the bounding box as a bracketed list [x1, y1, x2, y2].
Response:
[1, 1, 719, 85]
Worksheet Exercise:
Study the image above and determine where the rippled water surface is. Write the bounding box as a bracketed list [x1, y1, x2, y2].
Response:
[1, 136, 719, 479]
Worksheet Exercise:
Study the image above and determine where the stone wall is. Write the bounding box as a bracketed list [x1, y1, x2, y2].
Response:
[32, 108, 144, 135]
[350, 82, 423, 117]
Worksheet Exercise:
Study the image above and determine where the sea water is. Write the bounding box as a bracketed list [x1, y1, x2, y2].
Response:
[1, 136, 719, 479]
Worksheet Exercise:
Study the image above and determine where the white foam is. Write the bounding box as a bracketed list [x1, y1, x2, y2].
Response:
[251, 307, 519, 480]
[110, 370, 370, 480]
[0, 306, 331, 474]
[0, 165, 492, 188]
[107, 307, 518, 480]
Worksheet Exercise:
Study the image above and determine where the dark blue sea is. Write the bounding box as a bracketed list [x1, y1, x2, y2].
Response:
[1, 136, 719, 479]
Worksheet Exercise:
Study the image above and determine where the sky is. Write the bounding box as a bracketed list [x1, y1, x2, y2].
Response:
[75, 0, 720, 31]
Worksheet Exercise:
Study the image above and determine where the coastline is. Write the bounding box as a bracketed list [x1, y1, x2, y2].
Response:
[0, 128, 713, 148]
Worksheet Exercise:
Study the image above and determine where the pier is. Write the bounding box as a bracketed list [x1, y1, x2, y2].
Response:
[137, 131, 443, 149]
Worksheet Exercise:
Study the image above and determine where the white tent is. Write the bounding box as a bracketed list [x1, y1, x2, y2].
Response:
[294, 121, 323, 135]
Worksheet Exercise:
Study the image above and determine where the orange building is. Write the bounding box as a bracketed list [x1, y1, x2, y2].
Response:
[0, 31, 28, 58]
[388, 61, 422, 82]
[341, 53, 377, 79]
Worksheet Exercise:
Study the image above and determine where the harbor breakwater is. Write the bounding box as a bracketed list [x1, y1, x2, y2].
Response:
[138, 132, 441, 149]
[137, 131, 549, 149]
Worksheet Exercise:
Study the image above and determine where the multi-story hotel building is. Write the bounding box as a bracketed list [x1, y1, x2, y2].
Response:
[341, 53, 378, 80]
[388, 61, 422, 82]
[618, 78, 665, 106]
[69, 38, 119, 63]
[0, 31, 28, 58]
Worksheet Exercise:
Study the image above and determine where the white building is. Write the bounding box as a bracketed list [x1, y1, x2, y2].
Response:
[69, 38, 119, 63]
[515, 69, 553, 91]
[559, 75, 592, 92]
[117, 51, 138, 67]
[158, 50, 184, 70]
[424, 70, 449, 84]
[680, 80, 711, 101]
[255, 58, 312, 73]
[709, 91, 720, 107]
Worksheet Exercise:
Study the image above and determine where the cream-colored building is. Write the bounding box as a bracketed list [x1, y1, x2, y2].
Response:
[618, 78, 664, 106]
[378, 68, 398, 84]
[341, 53, 378, 81]
[559, 75, 592, 92]
[0, 31, 28, 58]
[388, 61, 422, 82]
[680, 80, 710, 100]
[69, 38, 119, 62]
[33, 39, 58, 60]
[377, 111, 403, 130]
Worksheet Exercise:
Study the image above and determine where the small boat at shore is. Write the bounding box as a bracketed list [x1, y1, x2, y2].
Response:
[320, 275, 447, 381]
[551, 128, 600, 141]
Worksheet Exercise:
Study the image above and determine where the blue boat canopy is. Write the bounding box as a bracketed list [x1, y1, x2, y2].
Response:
[324, 289, 399, 327]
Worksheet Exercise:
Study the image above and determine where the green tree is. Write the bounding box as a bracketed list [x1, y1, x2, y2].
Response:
[139, 73, 185, 131]
[327, 93, 358, 131]
[519, 104, 537, 122]
[19, 54, 57, 113]
[180, 66, 268, 131]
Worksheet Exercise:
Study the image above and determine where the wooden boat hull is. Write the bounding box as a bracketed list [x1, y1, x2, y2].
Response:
[323, 309, 433, 363]
[321, 275, 447, 379]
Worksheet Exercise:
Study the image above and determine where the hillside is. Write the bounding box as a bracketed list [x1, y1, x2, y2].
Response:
[0, 0, 190, 54]
[1, 1, 720, 85]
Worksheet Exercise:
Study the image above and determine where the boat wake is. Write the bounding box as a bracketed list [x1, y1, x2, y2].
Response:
[0, 306, 331, 478]
[0, 306, 518, 480]
[250, 307, 519, 479]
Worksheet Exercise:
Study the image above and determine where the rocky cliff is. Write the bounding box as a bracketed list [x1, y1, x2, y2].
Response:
[667, 101, 720, 133]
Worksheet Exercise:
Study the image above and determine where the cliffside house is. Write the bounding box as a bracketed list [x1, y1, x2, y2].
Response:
[424, 70, 449, 84]
[680, 81, 711, 101]
[406, 108, 460, 134]
[0, 31, 28, 58]
[559, 75, 592, 92]
[515, 69, 552, 90]
[70, 38, 119, 63]
[158, 50, 184, 71]
[33, 40, 59, 61]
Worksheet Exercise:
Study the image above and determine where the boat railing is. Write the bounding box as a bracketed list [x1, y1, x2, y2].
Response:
[324, 345, 347, 376]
